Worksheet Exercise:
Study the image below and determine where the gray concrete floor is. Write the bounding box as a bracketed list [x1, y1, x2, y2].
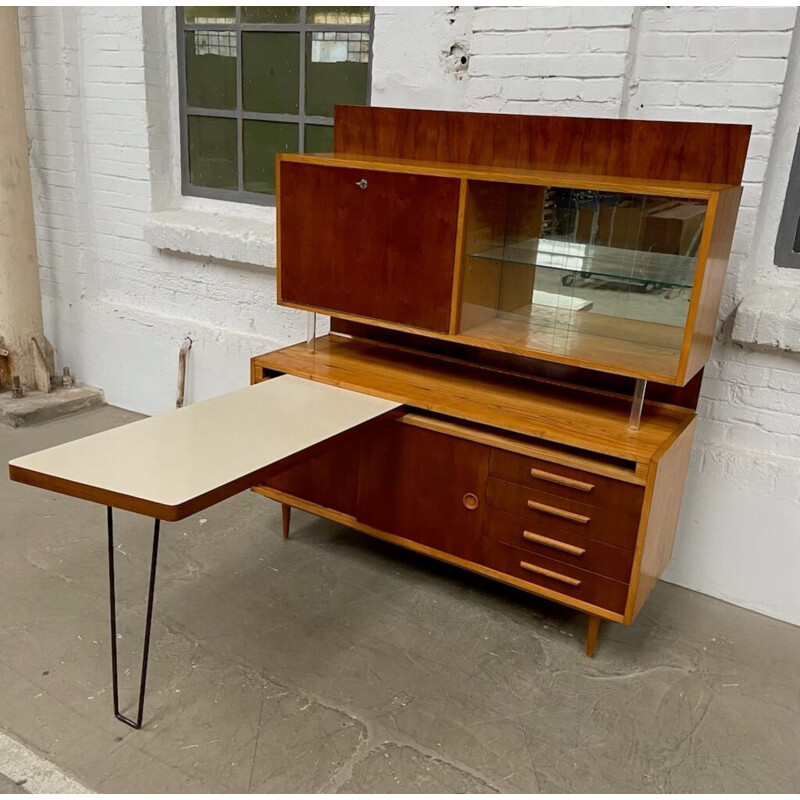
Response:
[1, 406, 799, 793]
[0, 773, 25, 794]
[0, 729, 87, 793]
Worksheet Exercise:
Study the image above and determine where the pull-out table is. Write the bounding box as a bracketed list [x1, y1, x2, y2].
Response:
[9, 375, 400, 728]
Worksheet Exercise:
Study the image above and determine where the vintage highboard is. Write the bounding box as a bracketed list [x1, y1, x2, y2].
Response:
[251, 106, 749, 656]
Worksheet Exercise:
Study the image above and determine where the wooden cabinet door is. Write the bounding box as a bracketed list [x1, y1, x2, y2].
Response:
[261, 434, 360, 517]
[279, 161, 461, 332]
[357, 422, 489, 561]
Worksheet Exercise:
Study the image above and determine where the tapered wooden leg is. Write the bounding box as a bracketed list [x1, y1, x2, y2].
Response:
[281, 503, 291, 539]
[586, 614, 601, 658]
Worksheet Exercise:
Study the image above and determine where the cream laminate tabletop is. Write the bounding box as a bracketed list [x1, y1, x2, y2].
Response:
[9, 375, 400, 520]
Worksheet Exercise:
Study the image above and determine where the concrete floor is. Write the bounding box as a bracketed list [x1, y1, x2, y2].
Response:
[0, 773, 24, 794]
[0, 730, 87, 793]
[1, 406, 799, 793]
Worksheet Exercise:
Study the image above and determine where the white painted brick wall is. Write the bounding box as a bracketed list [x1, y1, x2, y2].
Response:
[466, 6, 634, 115]
[19, 5, 800, 625]
[627, 7, 798, 461]
[19, 6, 308, 414]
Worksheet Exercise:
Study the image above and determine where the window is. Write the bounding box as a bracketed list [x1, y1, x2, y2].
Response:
[177, 6, 373, 205]
[775, 131, 800, 268]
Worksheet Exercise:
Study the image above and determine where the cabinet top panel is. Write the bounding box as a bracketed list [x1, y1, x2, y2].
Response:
[280, 153, 736, 199]
[333, 105, 750, 186]
[255, 335, 694, 468]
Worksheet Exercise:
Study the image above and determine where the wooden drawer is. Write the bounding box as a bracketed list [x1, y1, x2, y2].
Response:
[485, 509, 635, 584]
[489, 449, 644, 514]
[481, 538, 629, 615]
[487, 478, 640, 550]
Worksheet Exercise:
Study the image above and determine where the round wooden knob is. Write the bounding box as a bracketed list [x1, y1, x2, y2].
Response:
[463, 492, 479, 510]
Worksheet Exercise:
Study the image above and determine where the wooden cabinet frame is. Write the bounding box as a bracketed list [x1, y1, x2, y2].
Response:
[250, 334, 696, 643]
[259, 106, 749, 655]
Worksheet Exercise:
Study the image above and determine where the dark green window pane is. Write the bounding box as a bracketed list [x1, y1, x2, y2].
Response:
[307, 7, 370, 24]
[188, 116, 238, 190]
[243, 120, 298, 194]
[305, 31, 370, 117]
[241, 6, 300, 23]
[185, 30, 237, 110]
[184, 6, 235, 23]
[304, 124, 334, 153]
[242, 32, 300, 114]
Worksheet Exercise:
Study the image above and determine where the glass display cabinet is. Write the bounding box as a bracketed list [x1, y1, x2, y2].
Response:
[459, 183, 709, 381]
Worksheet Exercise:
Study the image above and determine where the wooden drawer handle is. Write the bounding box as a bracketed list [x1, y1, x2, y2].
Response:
[520, 561, 581, 586]
[530, 467, 594, 492]
[527, 499, 590, 524]
[523, 530, 586, 556]
[463, 492, 479, 510]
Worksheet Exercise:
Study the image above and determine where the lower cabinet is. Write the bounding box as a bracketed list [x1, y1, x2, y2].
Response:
[356, 419, 634, 617]
[261, 414, 637, 620]
[262, 434, 360, 517]
[357, 421, 489, 562]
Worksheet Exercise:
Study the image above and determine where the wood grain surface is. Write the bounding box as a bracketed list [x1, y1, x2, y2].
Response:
[333, 105, 750, 185]
[254, 334, 694, 467]
[278, 159, 460, 332]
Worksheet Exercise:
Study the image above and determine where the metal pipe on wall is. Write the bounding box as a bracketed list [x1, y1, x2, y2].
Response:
[176, 337, 192, 408]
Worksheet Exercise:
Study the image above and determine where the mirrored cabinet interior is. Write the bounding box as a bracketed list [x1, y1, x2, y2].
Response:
[460, 184, 708, 380]
[256, 106, 749, 656]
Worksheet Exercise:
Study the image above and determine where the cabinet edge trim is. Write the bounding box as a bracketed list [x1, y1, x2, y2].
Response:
[400, 412, 647, 485]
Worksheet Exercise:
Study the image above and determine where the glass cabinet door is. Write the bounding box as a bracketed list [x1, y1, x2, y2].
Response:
[459, 182, 707, 379]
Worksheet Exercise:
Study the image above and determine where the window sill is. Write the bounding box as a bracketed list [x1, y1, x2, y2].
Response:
[143, 208, 277, 268]
[732, 285, 800, 352]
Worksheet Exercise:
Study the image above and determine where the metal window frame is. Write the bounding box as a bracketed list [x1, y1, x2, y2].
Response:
[176, 6, 374, 207]
[776, 130, 800, 268]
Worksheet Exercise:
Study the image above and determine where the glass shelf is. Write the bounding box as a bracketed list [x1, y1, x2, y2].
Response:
[470, 238, 698, 290]
[458, 182, 708, 380]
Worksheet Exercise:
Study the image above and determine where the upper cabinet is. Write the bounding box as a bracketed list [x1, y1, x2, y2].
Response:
[277, 107, 748, 387]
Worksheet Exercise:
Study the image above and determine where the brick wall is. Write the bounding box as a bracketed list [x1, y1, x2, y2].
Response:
[468, 6, 634, 115]
[628, 9, 800, 507]
[19, 7, 307, 414]
[19, 6, 800, 624]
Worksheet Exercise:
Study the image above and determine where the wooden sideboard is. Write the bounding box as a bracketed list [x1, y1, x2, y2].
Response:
[251, 334, 695, 655]
[252, 106, 748, 655]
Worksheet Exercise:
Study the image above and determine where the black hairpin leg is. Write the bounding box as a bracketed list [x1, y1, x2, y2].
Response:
[107, 506, 161, 729]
